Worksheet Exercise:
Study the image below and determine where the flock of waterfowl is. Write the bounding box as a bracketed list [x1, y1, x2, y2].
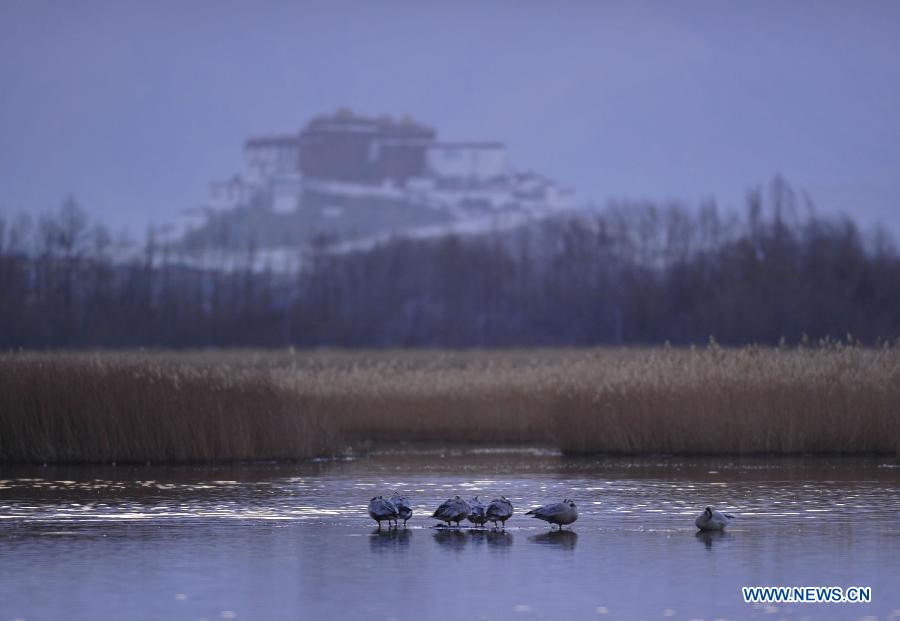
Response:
[368, 493, 733, 532]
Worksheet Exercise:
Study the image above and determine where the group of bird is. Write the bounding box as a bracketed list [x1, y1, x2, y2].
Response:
[369, 494, 733, 531]
[369, 493, 734, 531]
[367, 494, 524, 530]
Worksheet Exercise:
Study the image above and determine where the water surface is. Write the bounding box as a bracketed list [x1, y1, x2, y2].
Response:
[1, 450, 898, 620]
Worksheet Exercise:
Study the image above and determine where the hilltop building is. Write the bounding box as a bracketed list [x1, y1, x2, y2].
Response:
[205, 109, 572, 216]
[426, 142, 509, 183]
[299, 110, 434, 184]
[244, 135, 300, 185]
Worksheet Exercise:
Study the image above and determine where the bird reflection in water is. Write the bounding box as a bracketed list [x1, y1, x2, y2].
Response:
[432, 528, 468, 550]
[695, 529, 733, 550]
[485, 529, 513, 549]
[530, 530, 577, 550]
[369, 527, 412, 552]
[467, 528, 514, 549]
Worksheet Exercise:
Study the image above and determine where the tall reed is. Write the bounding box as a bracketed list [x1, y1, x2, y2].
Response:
[1, 345, 897, 463]
[0, 354, 336, 462]
[548, 345, 900, 455]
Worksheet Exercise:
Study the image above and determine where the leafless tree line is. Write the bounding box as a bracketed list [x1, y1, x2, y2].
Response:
[2, 180, 898, 348]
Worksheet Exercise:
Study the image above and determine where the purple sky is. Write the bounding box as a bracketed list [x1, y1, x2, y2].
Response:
[2, 1, 899, 235]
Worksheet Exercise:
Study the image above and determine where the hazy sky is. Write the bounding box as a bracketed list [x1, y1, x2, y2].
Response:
[2, 1, 899, 234]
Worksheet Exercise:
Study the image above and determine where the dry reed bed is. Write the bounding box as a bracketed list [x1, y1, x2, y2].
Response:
[1, 346, 898, 463]
[0, 355, 335, 463]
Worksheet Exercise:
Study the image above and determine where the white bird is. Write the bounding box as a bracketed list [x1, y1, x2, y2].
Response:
[526, 499, 578, 530]
[485, 496, 514, 529]
[432, 495, 470, 527]
[467, 496, 488, 528]
[390, 493, 413, 527]
[368, 495, 399, 530]
[695, 506, 734, 531]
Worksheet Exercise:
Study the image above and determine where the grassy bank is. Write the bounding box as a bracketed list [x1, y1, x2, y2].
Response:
[1, 346, 898, 463]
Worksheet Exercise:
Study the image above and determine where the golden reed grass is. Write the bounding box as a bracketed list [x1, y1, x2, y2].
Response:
[1, 345, 898, 463]
[0, 354, 336, 463]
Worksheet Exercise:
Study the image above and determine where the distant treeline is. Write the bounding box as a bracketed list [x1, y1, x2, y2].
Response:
[1, 179, 898, 348]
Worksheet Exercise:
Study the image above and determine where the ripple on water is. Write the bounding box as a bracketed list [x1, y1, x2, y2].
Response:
[0, 454, 897, 620]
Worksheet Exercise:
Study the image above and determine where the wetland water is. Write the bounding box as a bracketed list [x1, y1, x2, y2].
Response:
[1, 450, 898, 620]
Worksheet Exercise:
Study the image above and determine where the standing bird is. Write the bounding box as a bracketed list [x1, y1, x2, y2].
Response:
[467, 496, 488, 528]
[695, 506, 734, 531]
[368, 495, 399, 530]
[432, 495, 470, 527]
[485, 496, 514, 529]
[526, 499, 578, 530]
[390, 493, 413, 527]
